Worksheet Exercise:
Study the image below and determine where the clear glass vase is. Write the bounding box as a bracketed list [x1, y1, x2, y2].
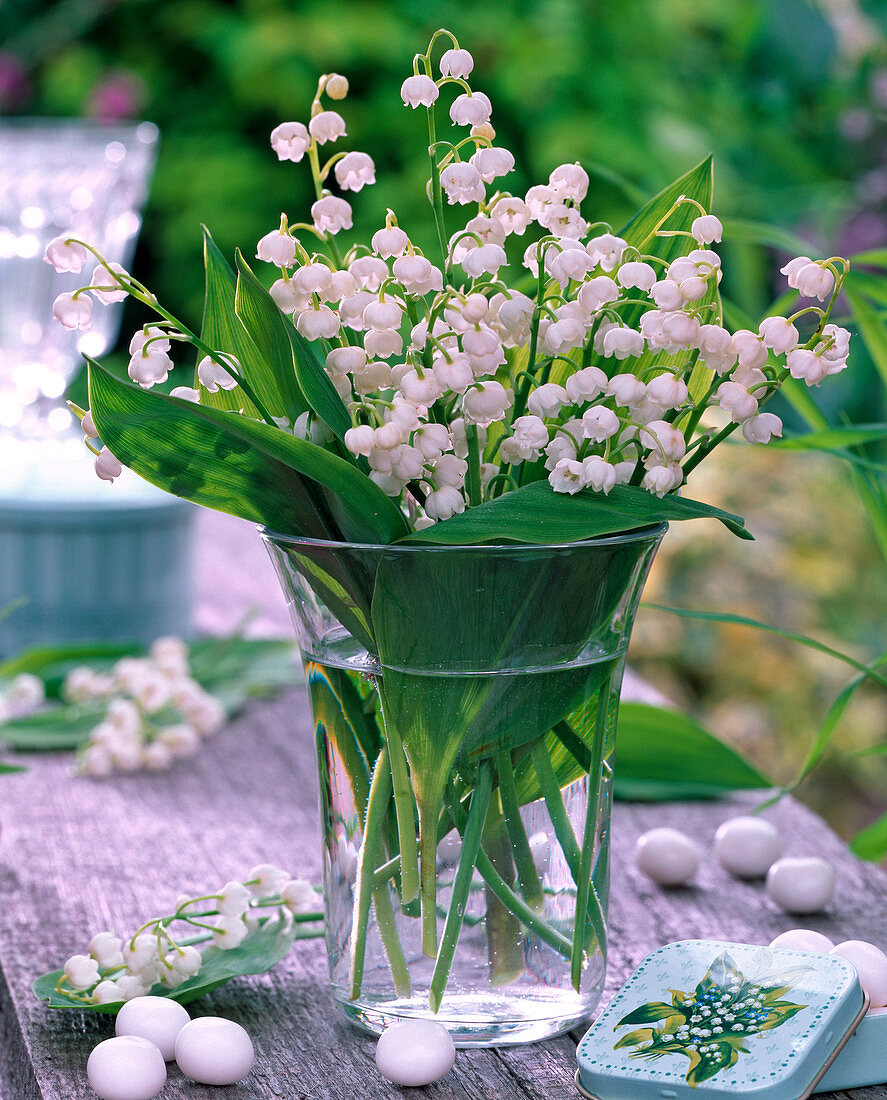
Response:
[263, 527, 665, 1046]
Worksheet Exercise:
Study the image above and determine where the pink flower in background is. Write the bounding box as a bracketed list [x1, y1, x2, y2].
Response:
[0, 52, 30, 110]
[86, 70, 147, 121]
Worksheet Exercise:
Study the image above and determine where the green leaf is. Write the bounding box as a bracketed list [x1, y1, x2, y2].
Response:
[0, 708, 100, 751]
[88, 362, 409, 545]
[643, 604, 887, 690]
[198, 228, 262, 418]
[614, 703, 769, 801]
[846, 287, 887, 388]
[0, 762, 25, 774]
[851, 249, 887, 267]
[852, 811, 887, 861]
[620, 156, 713, 255]
[772, 425, 887, 451]
[404, 481, 751, 545]
[33, 917, 300, 1013]
[720, 218, 813, 256]
[617, 1001, 687, 1026]
[232, 249, 307, 423]
[286, 326, 353, 443]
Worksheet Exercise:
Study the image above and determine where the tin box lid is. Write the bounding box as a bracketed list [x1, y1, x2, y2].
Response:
[576, 940, 866, 1100]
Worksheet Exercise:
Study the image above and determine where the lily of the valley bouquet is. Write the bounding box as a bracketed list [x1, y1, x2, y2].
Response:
[45, 30, 851, 1029]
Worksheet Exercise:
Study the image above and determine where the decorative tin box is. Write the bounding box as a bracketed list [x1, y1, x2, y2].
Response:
[576, 940, 868, 1100]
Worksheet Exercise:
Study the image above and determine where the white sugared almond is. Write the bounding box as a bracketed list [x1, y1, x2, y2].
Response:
[714, 816, 780, 878]
[831, 941, 887, 1008]
[769, 928, 834, 953]
[115, 996, 190, 1061]
[765, 857, 834, 914]
[375, 1019, 456, 1086]
[87, 1036, 166, 1100]
[174, 1017, 254, 1086]
[634, 828, 700, 887]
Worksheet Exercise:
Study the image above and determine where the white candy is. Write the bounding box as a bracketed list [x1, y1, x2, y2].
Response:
[769, 928, 835, 953]
[529, 832, 551, 876]
[375, 1019, 456, 1086]
[766, 857, 834, 914]
[115, 996, 190, 1061]
[714, 816, 780, 878]
[831, 941, 887, 1008]
[87, 1036, 166, 1100]
[635, 828, 700, 887]
[174, 1017, 255, 1085]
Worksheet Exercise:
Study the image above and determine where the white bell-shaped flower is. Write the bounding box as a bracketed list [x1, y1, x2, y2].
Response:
[270, 121, 310, 162]
[440, 161, 485, 205]
[549, 162, 589, 202]
[198, 355, 238, 392]
[582, 455, 617, 494]
[616, 261, 657, 292]
[311, 196, 352, 235]
[794, 262, 835, 301]
[742, 412, 783, 444]
[462, 379, 511, 425]
[582, 406, 620, 442]
[691, 214, 723, 244]
[758, 316, 800, 354]
[717, 381, 759, 422]
[94, 447, 122, 484]
[296, 303, 340, 340]
[393, 254, 443, 294]
[490, 195, 532, 235]
[449, 91, 492, 126]
[89, 262, 129, 304]
[602, 325, 644, 360]
[527, 382, 570, 419]
[439, 48, 474, 78]
[461, 242, 507, 277]
[308, 110, 346, 144]
[470, 146, 514, 183]
[44, 235, 88, 273]
[424, 485, 465, 520]
[128, 346, 173, 388]
[256, 230, 297, 267]
[372, 226, 410, 258]
[549, 458, 587, 495]
[565, 366, 608, 403]
[401, 74, 439, 108]
[52, 291, 92, 330]
[334, 151, 376, 191]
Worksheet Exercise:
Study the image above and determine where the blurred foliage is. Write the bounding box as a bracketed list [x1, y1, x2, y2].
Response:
[3, 0, 887, 325]
[4, 0, 887, 840]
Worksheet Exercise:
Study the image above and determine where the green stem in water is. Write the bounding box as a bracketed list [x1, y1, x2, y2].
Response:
[570, 689, 610, 993]
[372, 880, 412, 998]
[418, 794, 441, 958]
[429, 762, 494, 1012]
[376, 693, 420, 906]
[496, 751, 544, 911]
[444, 781, 572, 958]
[482, 807, 526, 987]
[531, 739, 582, 874]
[349, 745, 392, 999]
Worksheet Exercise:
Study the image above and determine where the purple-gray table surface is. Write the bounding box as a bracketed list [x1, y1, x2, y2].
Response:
[1, 512, 885, 1099]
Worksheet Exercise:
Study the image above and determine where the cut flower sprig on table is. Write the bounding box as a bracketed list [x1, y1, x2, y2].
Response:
[33, 866, 322, 1012]
[42, 28, 853, 1017]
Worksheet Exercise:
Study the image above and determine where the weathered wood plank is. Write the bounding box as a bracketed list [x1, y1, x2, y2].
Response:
[1, 685, 886, 1098]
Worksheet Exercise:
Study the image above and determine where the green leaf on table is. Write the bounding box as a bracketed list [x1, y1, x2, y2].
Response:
[613, 703, 769, 800]
[88, 362, 409, 545]
[0, 707, 101, 751]
[187, 637, 300, 713]
[0, 762, 25, 774]
[33, 917, 300, 1013]
[404, 481, 751, 545]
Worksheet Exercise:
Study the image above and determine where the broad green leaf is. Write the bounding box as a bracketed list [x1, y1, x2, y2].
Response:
[846, 287, 887, 388]
[33, 917, 301, 1013]
[404, 481, 751, 545]
[88, 363, 409, 545]
[286, 326, 353, 443]
[232, 250, 307, 423]
[614, 703, 769, 801]
[0, 642, 137, 685]
[620, 156, 713, 256]
[851, 249, 887, 267]
[198, 228, 262, 418]
[644, 604, 887, 690]
[0, 763, 25, 774]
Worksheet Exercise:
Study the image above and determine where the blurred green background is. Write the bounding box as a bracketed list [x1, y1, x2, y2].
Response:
[4, 0, 887, 841]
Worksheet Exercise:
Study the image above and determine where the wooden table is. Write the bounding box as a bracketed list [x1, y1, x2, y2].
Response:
[2, 512, 885, 1098]
[2, 681, 886, 1099]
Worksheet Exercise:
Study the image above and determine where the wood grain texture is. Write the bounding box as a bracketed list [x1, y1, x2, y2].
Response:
[1, 684, 884, 1098]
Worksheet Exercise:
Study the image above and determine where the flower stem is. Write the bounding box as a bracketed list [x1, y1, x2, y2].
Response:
[376, 692, 420, 906]
[465, 423, 483, 506]
[570, 689, 610, 993]
[429, 762, 493, 1011]
[350, 745, 392, 999]
[531, 739, 581, 873]
[496, 751, 544, 910]
[372, 880, 412, 998]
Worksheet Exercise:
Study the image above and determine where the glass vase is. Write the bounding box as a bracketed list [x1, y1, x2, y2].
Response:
[264, 526, 665, 1046]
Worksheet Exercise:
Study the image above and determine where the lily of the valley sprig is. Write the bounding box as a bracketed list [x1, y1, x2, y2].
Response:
[45, 28, 850, 533]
